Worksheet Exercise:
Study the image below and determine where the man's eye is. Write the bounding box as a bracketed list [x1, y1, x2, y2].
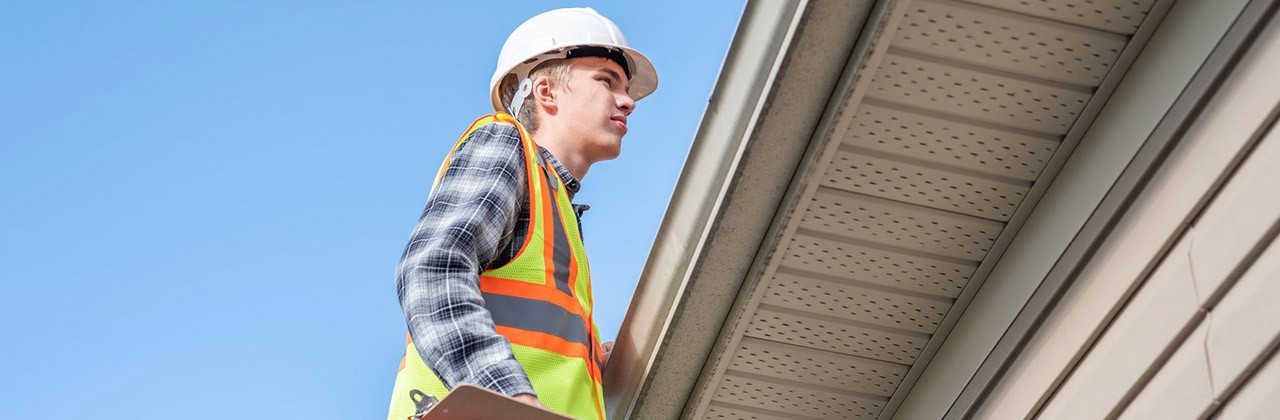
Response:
[599, 78, 612, 87]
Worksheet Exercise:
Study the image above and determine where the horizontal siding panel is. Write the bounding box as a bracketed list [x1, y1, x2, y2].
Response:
[1119, 322, 1215, 420]
[1216, 351, 1280, 419]
[1205, 239, 1280, 396]
[1188, 123, 1280, 303]
[1037, 238, 1201, 419]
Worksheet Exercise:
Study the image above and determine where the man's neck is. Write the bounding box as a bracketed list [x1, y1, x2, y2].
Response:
[532, 127, 591, 180]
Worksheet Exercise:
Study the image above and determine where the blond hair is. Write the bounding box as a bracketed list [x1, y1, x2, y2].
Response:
[498, 58, 573, 134]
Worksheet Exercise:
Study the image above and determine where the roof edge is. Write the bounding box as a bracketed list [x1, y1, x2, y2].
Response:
[601, 1, 808, 418]
[601, 0, 888, 418]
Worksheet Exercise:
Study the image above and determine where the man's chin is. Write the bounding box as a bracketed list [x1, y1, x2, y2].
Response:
[599, 143, 623, 161]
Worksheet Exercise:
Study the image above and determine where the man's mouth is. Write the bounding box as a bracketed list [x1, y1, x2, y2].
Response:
[611, 115, 628, 129]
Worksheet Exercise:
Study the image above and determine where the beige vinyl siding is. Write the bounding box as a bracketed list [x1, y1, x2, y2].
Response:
[1124, 241, 1280, 418]
[1121, 126, 1280, 419]
[1216, 335, 1280, 419]
[973, 13, 1280, 419]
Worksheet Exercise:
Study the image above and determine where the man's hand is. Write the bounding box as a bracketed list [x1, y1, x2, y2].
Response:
[601, 341, 615, 367]
[513, 393, 546, 410]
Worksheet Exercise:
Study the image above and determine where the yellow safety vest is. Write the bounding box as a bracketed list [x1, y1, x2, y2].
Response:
[387, 114, 606, 420]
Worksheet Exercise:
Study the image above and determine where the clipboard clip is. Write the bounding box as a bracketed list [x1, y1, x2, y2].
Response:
[408, 389, 439, 420]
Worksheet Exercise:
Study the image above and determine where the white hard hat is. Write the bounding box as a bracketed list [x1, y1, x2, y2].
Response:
[490, 7, 658, 114]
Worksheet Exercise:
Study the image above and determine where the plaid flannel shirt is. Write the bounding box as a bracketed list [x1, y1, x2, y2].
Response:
[395, 121, 589, 398]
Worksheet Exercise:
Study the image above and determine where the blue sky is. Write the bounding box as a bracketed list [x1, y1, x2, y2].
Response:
[0, 2, 742, 418]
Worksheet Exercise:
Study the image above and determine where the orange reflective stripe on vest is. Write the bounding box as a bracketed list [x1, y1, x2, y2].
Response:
[387, 114, 605, 420]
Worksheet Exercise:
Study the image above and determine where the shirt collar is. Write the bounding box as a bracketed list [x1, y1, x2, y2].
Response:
[537, 146, 582, 198]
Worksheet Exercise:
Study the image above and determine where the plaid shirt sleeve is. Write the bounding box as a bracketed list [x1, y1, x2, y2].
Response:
[394, 121, 536, 398]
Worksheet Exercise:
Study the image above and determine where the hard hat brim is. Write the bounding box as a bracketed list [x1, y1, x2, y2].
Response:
[489, 45, 658, 113]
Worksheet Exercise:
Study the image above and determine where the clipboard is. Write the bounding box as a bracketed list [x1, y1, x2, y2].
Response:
[412, 384, 576, 420]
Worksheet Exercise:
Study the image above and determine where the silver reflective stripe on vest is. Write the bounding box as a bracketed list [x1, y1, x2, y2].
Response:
[537, 157, 576, 297]
[482, 292, 591, 347]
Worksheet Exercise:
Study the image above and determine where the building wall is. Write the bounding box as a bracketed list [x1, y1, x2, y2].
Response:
[891, 0, 1257, 417]
[971, 9, 1280, 419]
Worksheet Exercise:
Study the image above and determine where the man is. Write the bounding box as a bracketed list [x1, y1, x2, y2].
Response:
[386, 8, 658, 420]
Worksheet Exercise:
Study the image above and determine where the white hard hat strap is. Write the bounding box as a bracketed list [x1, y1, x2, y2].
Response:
[507, 78, 534, 117]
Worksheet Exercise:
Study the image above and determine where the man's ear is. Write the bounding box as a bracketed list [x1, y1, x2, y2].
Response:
[532, 75, 557, 114]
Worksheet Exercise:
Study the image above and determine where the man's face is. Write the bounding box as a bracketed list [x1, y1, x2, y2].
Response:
[553, 57, 636, 162]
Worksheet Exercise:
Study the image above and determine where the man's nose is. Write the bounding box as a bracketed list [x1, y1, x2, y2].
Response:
[618, 93, 636, 115]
